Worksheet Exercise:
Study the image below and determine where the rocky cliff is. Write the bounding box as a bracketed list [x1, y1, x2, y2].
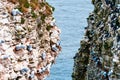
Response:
[0, 0, 61, 80]
[72, 0, 120, 80]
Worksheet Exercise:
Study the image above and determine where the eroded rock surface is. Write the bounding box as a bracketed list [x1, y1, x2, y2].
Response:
[72, 0, 120, 80]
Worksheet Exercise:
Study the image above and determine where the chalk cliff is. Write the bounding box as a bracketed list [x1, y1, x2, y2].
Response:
[0, 0, 61, 80]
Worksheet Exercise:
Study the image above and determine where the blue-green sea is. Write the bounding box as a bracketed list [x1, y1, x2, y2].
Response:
[46, 0, 93, 80]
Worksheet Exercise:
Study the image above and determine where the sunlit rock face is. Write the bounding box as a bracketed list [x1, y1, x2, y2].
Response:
[72, 0, 120, 80]
[0, 0, 61, 80]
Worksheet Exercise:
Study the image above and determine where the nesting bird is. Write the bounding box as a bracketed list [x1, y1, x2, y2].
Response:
[15, 43, 25, 51]
[11, 8, 22, 16]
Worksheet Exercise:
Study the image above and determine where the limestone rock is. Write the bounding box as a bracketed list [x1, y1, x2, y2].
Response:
[0, 0, 61, 80]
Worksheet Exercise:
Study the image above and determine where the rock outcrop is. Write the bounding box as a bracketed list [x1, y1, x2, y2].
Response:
[0, 0, 61, 80]
[72, 0, 120, 80]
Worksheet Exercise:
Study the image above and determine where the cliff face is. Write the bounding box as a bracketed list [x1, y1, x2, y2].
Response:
[0, 0, 61, 80]
[72, 0, 120, 80]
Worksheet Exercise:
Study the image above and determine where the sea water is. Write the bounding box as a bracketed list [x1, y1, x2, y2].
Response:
[46, 0, 93, 80]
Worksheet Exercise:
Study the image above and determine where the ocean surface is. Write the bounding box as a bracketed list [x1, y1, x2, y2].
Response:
[46, 0, 93, 80]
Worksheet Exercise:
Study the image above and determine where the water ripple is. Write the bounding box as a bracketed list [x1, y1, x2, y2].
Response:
[46, 0, 93, 80]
